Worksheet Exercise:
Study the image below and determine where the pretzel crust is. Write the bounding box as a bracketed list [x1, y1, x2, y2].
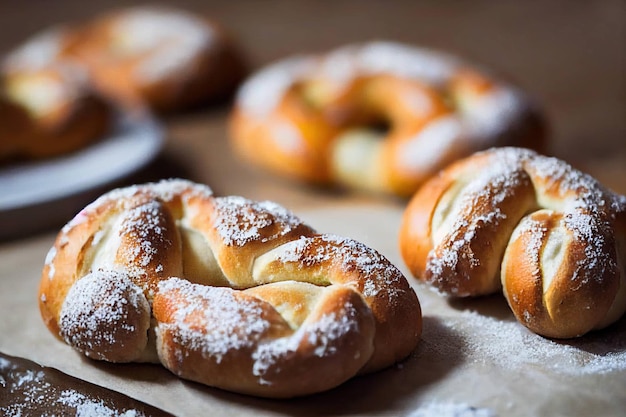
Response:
[39, 179, 421, 397]
[230, 42, 545, 197]
[399, 147, 626, 338]
[1, 62, 110, 161]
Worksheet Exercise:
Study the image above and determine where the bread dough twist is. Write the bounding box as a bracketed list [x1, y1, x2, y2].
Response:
[400, 147, 626, 338]
[40, 179, 421, 397]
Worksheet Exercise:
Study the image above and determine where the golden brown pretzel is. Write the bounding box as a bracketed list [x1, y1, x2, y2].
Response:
[4, 6, 245, 114]
[65, 6, 246, 112]
[40, 179, 421, 398]
[0, 60, 113, 159]
[400, 147, 626, 338]
[230, 42, 545, 197]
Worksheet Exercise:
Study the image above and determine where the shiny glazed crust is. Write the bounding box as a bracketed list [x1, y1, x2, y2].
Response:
[39, 179, 421, 398]
[229, 42, 545, 197]
[399, 147, 626, 338]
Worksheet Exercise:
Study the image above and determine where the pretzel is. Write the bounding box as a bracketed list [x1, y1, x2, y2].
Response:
[400, 147, 626, 338]
[229, 41, 545, 197]
[39, 179, 422, 398]
[4, 6, 245, 114]
[64, 6, 246, 112]
[0, 63, 112, 159]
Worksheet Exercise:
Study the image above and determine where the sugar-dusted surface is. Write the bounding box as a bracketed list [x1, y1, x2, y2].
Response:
[110, 7, 215, 82]
[0, 352, 171, 416]
[273, 234, 406, 300]
[213, 195, 308, 246]
[422, 309, 626, 376]
[59, 270, 149, 361]
[157, 277, 271, 364]
[236, 41, 532, 153]
[1, 203, 625, 416]
[425, 147, 623, 298]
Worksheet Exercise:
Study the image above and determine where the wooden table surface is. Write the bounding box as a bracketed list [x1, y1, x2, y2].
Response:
[0, 1, 625, 416]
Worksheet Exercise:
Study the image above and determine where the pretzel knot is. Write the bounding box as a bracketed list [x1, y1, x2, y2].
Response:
[400, 147, 626, 338]
[230, 41, 545, 197]
[39, 179, 421, 398]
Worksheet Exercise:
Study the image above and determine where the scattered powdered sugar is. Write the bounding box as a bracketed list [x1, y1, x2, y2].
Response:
[463, 88, 526, 142]
[421, 310, 626, 376]
[112, 7, 214, 82]
[0, 354, 151, 417]
[407, 401, 498, 417]
[59, 270, 149, 359]
[236, 41, 529, 151]
[118, 200, 171, 270]
[237, 55, 317, 117]
[213, 196, 306, 246]
[427, 154, 526, 288]
[252, 303, 361, 383]
[59, 178, 211, 242]
[526, 153, 619, 285]
[425, 147, 622, 297]
[96, 178, 212, 208]
[398, 115, 464, 174]
[157, 278, 271, 364]
[58, 391, 144, 417]
[237, 41, 459, 118]
[274, 234, 405, 300]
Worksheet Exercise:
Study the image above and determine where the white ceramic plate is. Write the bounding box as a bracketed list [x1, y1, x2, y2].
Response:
[0, 112, 164, 239]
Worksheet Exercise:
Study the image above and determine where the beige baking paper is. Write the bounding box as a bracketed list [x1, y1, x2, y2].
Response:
[1, 202, 625, 417]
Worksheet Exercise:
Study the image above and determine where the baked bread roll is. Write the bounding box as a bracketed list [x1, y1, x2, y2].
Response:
[39, 179, 422, 398]
[230, 41, 545, 197]
[65, 6, 246, 112]
[0, 62, 113, 160]
[4, 6, 245, 114]
[399, 147, 626, 338]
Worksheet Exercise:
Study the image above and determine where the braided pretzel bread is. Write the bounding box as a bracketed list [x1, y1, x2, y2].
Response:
[0, 63, 112, 159]
[400, 147, 626, 338]
[64, 6, 246, 112]
[230, 41, 545, 197]
[4, 7, 245, 113]
[39, 179, 421, 398]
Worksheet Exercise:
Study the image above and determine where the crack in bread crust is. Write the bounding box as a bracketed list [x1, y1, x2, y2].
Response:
[400, 147, 626, 338]
[39, 179, 422, 398]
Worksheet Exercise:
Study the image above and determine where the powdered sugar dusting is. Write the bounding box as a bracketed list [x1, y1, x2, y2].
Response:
[275, 234, 406, 300]
[237, 42, 458, 118]
[111, 7, 214, 82]
[425, 147, 622, 296]
[59, 270, 149, 359]
[213, 196, 306, 246]
[237, 55, 317, 117]
[0, 354, 150, 417]
[157, 278, 271, 364]
[118, 200, 171, 271]
[252, 303, 361, 382]
[427, 153, 527, 289]
[421, 310, 626, 376]
[527, 153, 618, 285]
[408, 401, 498, 417]
[399, 115, 463, 174]
[237, 41, 529, 150]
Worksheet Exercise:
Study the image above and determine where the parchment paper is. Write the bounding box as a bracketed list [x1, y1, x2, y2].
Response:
[1, 202, 625, 417]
